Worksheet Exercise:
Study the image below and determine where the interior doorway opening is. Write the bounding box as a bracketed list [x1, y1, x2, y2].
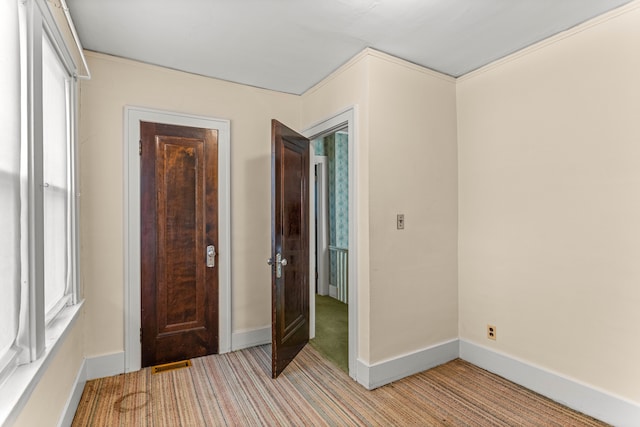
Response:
[304, 106, 357, 380]
[310, 129, 349, 372]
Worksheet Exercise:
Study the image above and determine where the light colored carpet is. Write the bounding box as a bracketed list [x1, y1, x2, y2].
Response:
[72, 344, 608, 426]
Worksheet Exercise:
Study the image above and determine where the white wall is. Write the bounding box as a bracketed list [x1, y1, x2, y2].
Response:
[79, 52, 300, 358]
[457, 2, 640, 404]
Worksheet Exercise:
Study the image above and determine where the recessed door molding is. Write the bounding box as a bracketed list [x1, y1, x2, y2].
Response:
[124, 106, 231, 373]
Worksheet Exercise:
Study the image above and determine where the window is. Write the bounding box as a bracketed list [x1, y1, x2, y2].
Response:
[42, 32, 73, 322]
[0, 0, 84, 423]
[0, 0, 22, 385]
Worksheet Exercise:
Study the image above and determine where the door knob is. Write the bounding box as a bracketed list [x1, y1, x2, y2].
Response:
[206, 245, 216, 267]
[275, 253, 287, 278]
[268, 253, 287, 278]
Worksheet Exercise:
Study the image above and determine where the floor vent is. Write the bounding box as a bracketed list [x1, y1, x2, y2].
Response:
[151, 360, 192, 374]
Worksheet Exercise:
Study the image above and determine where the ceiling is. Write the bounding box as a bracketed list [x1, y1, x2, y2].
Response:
[66, 0, 632, 95]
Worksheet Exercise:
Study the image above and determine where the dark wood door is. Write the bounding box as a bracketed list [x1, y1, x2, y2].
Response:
[140, 121, 219, 367]
[271, 119, 310, 378]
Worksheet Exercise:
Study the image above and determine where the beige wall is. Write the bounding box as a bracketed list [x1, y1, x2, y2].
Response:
[301, 50, 459, 363]
[79, 52, 300, 357]
[301, 51, 373, 361]
[457, 3, 640, 403]
[13, 321, 84, 426]
[81, 46, 459, 369]
[80, 47, 458, 368]
[367, 54, 458, 362]
[80, 46, 458, 369]
[16, 3, 640, 421]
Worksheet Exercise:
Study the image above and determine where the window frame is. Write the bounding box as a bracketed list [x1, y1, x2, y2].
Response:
[0, 0, 24, 388]
[0, 0, 84, 424]
[41, 25, 75, 325]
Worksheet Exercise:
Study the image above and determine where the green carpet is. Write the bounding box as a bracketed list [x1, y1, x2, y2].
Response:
[309, 295, 348, 372]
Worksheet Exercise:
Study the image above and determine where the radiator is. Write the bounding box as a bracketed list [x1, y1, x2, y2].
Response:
[329, 246, 348, 304]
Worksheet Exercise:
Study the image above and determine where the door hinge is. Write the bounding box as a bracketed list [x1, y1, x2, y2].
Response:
[140, 327, 142, 343]
[139, 140, 142, 156]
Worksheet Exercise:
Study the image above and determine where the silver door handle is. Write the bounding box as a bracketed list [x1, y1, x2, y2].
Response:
[267, 253, 287, 278]
[207, 245, 216, 267]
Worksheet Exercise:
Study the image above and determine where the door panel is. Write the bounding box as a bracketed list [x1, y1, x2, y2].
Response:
[141, 121, 219, 367]
[271, 119, 310, 378]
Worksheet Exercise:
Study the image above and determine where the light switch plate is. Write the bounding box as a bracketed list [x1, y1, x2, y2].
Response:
[397, 214, 405, 230]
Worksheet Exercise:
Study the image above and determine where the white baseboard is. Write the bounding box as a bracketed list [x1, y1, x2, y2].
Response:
[56, 330, 273, 426]
[87, 329, 273, 380]
[231, 326, 271, 351]
[57, 352, 126, 426]
[357, 339, 459, 390]
[57, 359, 87, 427]
[85, 352, 125, 380]
[459, 339, 640, 427]
[56, 337, 640, 426]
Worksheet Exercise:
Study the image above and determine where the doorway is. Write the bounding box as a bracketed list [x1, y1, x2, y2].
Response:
[304, 107, 357, 380]
[310, 129, 349, 372]
[124, 107, 231, 373]
[269, 109, 357, 380]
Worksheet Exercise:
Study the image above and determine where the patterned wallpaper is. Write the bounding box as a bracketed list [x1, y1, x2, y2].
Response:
[313, 132, 349, 248]
[314, 137, 326, 156]
[314, 133, 349, 294]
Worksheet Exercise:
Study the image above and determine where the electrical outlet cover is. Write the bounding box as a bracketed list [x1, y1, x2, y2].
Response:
[487, 324, 496, 340]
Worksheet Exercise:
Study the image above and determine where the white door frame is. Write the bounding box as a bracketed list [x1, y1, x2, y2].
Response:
[123, 106, 231, 373]
[314, 156, 329, 297]
[304, 106, 358, 380]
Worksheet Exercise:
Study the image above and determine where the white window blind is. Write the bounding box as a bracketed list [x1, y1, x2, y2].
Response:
[0, 0, 22, 380]
[42, 33, 72, 320]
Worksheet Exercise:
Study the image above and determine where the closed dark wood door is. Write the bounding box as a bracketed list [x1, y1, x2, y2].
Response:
[140, 121, 219, 367]
[271, 119, 310, 378]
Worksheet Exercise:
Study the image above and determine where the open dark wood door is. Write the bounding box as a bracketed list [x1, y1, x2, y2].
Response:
[270, 119, 310, 378]
[140, 121, 219, 367]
